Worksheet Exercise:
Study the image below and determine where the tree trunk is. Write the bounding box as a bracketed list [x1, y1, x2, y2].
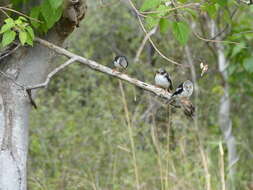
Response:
[0, 1, 87, 189]
[212, 24, 238, 189]
[216, 42, 238, 189]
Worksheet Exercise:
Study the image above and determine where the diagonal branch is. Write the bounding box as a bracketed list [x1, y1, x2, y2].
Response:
[125, 0, 187, 67]
[28, 37, 172, 100]
[134, 27, 157, 63]
[26, 57, 78, 90]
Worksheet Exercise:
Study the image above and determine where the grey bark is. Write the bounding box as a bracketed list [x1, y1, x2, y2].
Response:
[0, 1, 87, 189]
[211, 21, 238, 189]
[216, 43, 238, 186]
[0, 32, 64, 190]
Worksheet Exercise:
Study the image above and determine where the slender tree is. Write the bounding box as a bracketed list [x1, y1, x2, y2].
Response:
[0, 0, 87, 189]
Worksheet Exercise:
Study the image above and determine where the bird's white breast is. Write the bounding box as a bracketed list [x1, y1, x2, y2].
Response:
[155, 74, 170, 88]
[114, 59, 121, 68]
[114, 58, 127, 69]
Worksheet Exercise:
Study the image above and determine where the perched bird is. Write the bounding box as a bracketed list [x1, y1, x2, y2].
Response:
[112, 55, 128, 72]
[155, 68, 173, 92]
[172, 80, 193, 98]
[171, 80, 195, 118]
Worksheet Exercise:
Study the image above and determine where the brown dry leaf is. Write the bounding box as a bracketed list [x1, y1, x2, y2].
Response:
[200, 62, 208, 77]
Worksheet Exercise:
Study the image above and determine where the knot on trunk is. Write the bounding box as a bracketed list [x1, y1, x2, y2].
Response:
[56, 0, 87, 38]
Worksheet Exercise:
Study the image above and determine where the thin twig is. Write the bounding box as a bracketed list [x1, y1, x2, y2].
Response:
[127, 0, 200, 19]
[193, 31, 240, 45]
[134, 27, 157, 62]
[118, 80, 140, 190]
[0, 7, 10, 18]
[199, 146, 211, 190]
[137, 15, 186, 67]
[0, 44, 21, 61]
[33, 37, 173, 100]
[140, 3, 200, 15]
[0, 6, 42, 23]
[126, 0, 147, 17]
[26, 57, 78, 90]
[126, 0, 186, 67]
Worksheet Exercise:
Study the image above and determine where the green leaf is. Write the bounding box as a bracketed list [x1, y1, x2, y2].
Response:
[15, 19, 23, 25]
[41, 0, 63, 29]
[2, 30, 16, 47]
[146, 16, 159, 29]
[159, 18, 170, 33]
[26, 32, 33, 46]
[41, 0, 53, 26]
[231, 43, 245, 58]
[30, 6, 41, 28]
[172, 22, 190, 45]
[243, 57, 253, 73]
[4, 18, 15, 24]
[201, 3, 217, 18]
[53, 6, 63, 24]
[49, 0, 64, 9]
[19, 31, 27, 45]
[184, 8, 197, 19]
[140, 0, 161, 11]
[0, 22, 15, 34]
[18, 16, 28, 21]
[25, 26, 35, 40]
[216, 0, 227, 7]
[156, 4, 168, 17]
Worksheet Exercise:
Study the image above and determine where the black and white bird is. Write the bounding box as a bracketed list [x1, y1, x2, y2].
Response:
[172, 80, 193, 98]
[155, 68, 173, 92]
[112, 55, 128, 72]
[171, 80, 195, 118]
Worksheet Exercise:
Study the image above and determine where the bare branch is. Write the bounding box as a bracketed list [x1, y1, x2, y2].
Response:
[140, 3, 200, 15]
[136, 15, 186, 67]
[126, 0, 187, 67]
[193, 31, 240, 45]
[33, 37, 173, 100]
[134, 27, 157, 63]
[0, 6, 42, 23]
[0, 44, 21, 61]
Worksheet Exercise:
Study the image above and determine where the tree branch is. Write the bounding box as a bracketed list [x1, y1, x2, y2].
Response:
[0, 43, 21, 61]
[26, 57, 78, 90]
[125, 0, 187, 67]
[30, 37, 172, 100]
[134, 27, 157, 63]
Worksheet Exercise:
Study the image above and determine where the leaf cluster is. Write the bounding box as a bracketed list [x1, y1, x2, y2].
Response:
[0, 16, 34, 47]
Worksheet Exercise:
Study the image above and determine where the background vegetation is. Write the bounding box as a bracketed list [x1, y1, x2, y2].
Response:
[23, 0, 253, 189]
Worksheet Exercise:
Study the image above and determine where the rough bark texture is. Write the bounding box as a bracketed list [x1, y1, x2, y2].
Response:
[0, 1, 87, 189]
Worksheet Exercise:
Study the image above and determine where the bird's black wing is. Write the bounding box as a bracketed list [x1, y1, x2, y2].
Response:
[165, 74, 173, 90]
[172, 82, 183, 97]
[114, 55, 121, 61]
[119, 56, 128, 69]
